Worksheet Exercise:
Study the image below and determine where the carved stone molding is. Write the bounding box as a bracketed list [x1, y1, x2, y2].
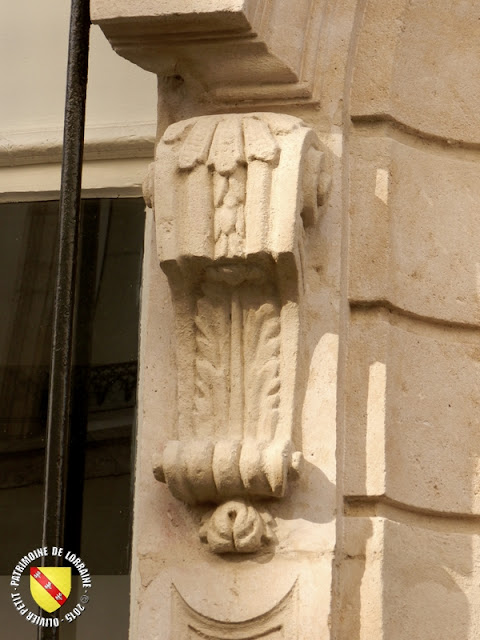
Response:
[91, 0, 323, 104]
[171, 580, 298, 639]
[145, 113, 328, 553]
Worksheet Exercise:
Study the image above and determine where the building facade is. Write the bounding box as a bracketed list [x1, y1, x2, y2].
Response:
[2, 1, 480, 639]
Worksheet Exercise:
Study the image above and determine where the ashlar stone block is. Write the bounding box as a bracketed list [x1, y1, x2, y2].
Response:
[351, 0, 480, 143]
[349, 135, 480, 325]
[346, 309, 480, 515]
[339, 517, 477, 640]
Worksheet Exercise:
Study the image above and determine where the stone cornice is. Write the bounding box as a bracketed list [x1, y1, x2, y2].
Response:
[0, 122, 156, 167]
[91, 0, 322, 106]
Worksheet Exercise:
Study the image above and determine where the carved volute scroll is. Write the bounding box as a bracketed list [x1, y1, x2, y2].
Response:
[145, 113, 328, 553]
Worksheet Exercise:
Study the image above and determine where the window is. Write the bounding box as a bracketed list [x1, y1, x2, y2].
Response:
[1, 198, 145, 639]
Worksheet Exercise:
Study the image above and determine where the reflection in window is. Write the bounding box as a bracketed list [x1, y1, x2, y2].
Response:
[0, 199, 145, 639]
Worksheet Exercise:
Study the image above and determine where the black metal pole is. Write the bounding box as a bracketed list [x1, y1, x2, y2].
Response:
[64, 201, 100, 557]
[39, 0, 90, 637]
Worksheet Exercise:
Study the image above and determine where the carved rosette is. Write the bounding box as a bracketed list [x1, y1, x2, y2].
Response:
[145, 113, 328, 553]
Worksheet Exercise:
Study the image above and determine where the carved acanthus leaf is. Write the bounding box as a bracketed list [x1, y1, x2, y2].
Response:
[244, 300, 281, 441]
[178, 118, 217, 170]
[193, 284, 230, 436]
[243, 118, 280, 164]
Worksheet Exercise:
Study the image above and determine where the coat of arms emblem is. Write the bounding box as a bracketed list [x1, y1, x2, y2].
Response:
[30, 567, 71, 613]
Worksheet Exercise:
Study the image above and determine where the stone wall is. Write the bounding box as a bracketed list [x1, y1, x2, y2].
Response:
[91, 1, 480, 638]
[339, 3, 480, 639]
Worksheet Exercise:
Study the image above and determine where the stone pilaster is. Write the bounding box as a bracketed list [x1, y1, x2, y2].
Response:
[91, 1, 480, 639]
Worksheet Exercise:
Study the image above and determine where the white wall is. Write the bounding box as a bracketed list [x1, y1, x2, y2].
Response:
[0, 0, 157, 135]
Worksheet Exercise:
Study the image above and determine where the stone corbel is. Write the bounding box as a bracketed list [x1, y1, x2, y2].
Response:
[144, 113, 329, 553]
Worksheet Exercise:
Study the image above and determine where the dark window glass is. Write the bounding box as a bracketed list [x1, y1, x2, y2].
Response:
[0, 198, 145, 639]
